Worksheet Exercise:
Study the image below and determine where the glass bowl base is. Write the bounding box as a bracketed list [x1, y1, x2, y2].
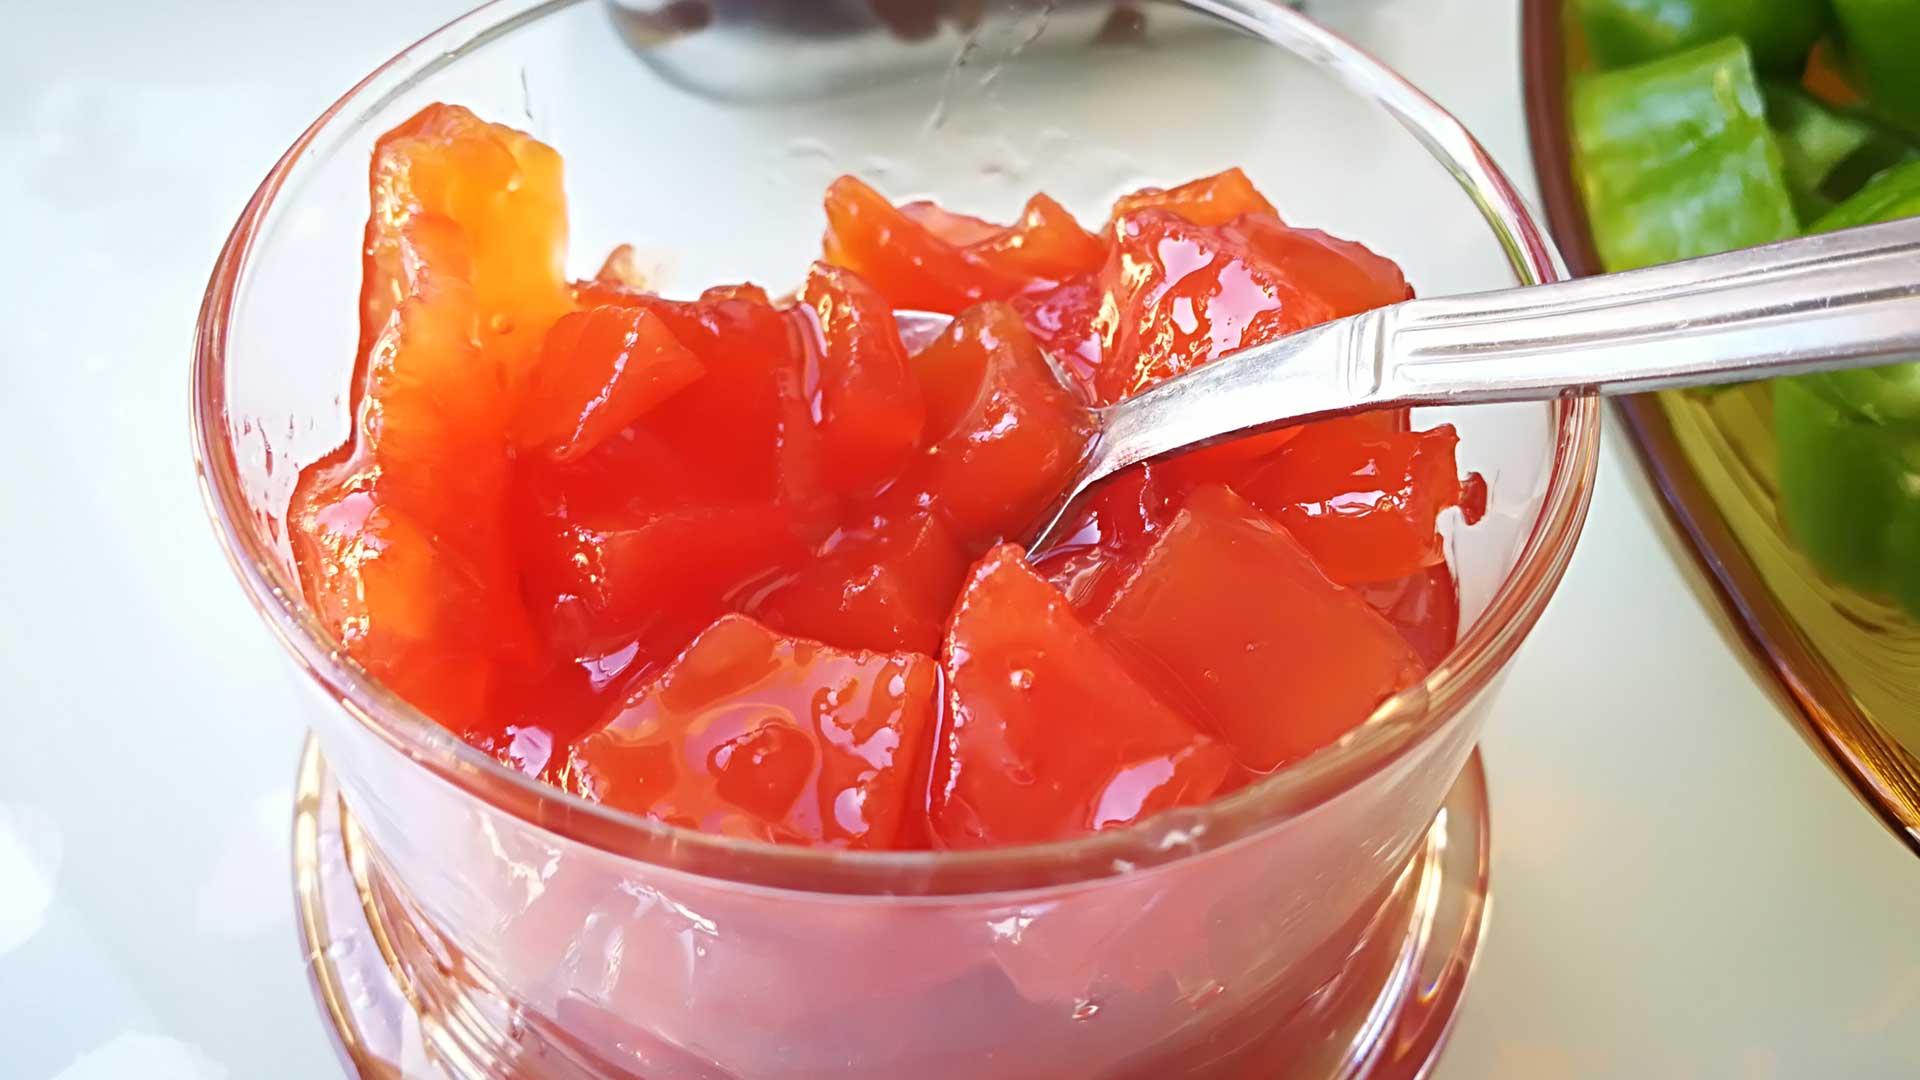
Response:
[292, 736, 1490, 1079]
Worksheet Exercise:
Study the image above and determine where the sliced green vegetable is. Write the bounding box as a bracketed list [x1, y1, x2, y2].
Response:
[1764, 84, 1916, 219]
[1791, 161, 1920, 425]
[1774, 378, 1920, 617]
[1572, 38, 1800, 272]
[1575, 0, 1830, 75]
[1811, 157, 1920, 230]
[1775, 159, 1920, 617]
[1831, 0, 1920, 132]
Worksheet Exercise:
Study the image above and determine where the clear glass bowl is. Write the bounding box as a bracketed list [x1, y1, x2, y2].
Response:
[192, 1, 1600, 1076]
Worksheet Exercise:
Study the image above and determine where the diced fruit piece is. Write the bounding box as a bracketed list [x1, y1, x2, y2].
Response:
[883, 303, 1096, 547]
[899, 201, 1003, 246]
[1095, 485, 1426, 772]
[747, 516, 969, 654]
[1041, 463, 1169, 561]
[1094, 209, 1341, 404]
[510, 421, 707, 526]
[822, 177, 1103, 313]
[929, 192, 1107, 283]
[356, 216, 508, 484]
[593, 243, 647, 289]
[1356, 562, 1461, 670]
[291, 468, 523, 728]
[1009, 273, 1105, 401]
[1230, 215, 1414, 318]
[1233, 418, 1463, 585]
[567, 616, 938, 848]
[1109, 167, 1278, 228]
[1155, 425, 1302, 493]
[292, 213, 537, 731]
[360, 103, 570, 394]
[700, 282, 773, 306]
[482, 658, 647, 778]
[517, 501, 808, 666]
[579, 286, 829, 519]
[931, 546, 1234, 847]
[794, 264, 925, 495]
[512, 306, 705, 463]
[1028, 463, 1171, 614]
[823, 175, 1028, 313]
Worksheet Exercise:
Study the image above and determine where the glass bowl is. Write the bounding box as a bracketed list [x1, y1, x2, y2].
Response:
[1521, 0, 1920, 856]
[192, 1, 1600, 1076]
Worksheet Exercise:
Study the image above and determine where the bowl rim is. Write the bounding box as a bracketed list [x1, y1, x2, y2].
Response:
[191, 0, 1602, 896]
[1519, 0, 1920, 856]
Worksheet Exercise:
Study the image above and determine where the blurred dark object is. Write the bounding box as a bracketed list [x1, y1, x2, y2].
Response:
[604, 0, 1223, 103]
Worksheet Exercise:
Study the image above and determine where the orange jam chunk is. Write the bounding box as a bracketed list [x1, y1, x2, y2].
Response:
[359, 103, 570, 393]
[1235, 417, 1463, 585]
[511, 306, 705, 464]
[1094, 485, 1428, 773]
[1097, 209, 1397, 404]
[878, 302, 1097, 547]
[822, 176, 1103, 313]
[293, 211, 539, 732]
[515, 498, 808, 667]
[907, 192, 1108, 283]
[930, 546, 1234, 847]
[587, 287, 827, 515]
[291, 100, 1477, 849]
[568, 616, 938, 848]
[746, 516, 970, 656]
[1107, 166, 1279, 229]
[792, 263, 925, 497]
[1357, 562, 1462, 671]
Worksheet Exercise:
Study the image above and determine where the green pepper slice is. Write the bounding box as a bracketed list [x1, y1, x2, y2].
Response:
[1572, 37, 1800, 272]
[1765, 84, 1918, 220]
[1575, 0, 1829, 75]
[1832, 0, 1920, 133]
[1812, 157, 1920, 231]
[1775, 378, 1920, 619]
[1775, 159, 1920, 617]
[1792, 161, 1920, 424]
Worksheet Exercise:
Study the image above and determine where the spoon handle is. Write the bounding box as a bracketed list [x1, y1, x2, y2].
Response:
[1383, 214, 1920, 405]
[1089, 217, 1920, 481]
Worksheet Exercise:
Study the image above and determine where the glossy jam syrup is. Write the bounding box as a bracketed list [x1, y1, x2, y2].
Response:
[291, 110, 1474, 849]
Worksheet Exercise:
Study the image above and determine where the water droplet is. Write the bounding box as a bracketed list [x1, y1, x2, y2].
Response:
[1072, 998, 1101, 1021]
[489, 312, 515, 336]
[1008, 668, 1034, 691]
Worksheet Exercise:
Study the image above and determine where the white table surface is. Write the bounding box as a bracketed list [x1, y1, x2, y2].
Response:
[4, 1, 1918, 1077]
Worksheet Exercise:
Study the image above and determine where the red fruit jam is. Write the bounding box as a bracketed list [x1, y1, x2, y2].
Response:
[292, 105, 1480, 850]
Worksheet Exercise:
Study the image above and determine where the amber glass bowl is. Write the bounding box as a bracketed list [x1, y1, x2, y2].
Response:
[1522, 0, 1920, 855]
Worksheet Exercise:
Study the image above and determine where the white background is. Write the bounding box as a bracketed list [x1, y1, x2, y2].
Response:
[2, 1, 1917, 1077]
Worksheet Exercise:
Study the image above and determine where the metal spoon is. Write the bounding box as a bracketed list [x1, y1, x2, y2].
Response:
[896, 216, 1920, 551]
